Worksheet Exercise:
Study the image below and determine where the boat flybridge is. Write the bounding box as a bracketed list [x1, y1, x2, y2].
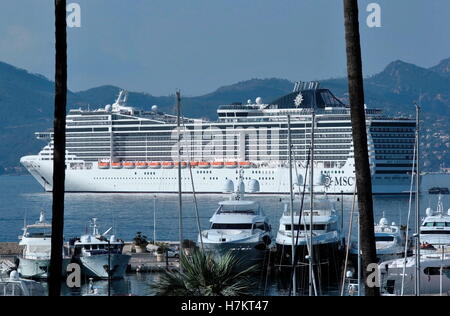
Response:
[420, 195, 450, 251]
[18, 211, 70, 279]
[199, 177, 272, 263]
[70, 218, 131, 279]
[276, 198, 344, 251]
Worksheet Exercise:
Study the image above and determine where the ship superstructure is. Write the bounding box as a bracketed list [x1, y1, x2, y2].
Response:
[21, 82, 416, 194]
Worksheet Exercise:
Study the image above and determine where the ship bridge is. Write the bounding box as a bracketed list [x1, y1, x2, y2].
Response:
[217, 81, 347, 120]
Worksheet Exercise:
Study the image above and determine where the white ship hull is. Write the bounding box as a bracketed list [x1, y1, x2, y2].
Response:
[21, 156, 412, 195]
[18, 257, 70, 279]
[77, 254, 131, 279]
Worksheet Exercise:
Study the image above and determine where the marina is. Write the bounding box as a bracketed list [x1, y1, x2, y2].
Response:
[1, 174, 450, 296]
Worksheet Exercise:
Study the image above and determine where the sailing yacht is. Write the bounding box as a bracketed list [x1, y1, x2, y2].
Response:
[17, 211, 70, 279]
[199, 179, 272, 263]
[70, 218, 131, 279]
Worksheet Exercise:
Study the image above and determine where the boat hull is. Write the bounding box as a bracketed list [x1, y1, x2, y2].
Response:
[275, 241, 345, 287]
[21, 156, 413, 195]
[77, 254, 131, 279]
[18, 257, 70, 279]
[202, 241, 269, 268]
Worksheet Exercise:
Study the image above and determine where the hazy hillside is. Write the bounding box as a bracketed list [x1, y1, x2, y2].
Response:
[0, 58, 449, 173]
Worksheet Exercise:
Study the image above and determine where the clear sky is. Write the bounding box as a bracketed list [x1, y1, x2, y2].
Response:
[0, 0, 448, 95]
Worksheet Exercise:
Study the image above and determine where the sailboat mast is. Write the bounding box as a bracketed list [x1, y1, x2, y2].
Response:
[415, 103, 421, 296]
[288, 115, 296, 296]
[176, 91, 184, 257]
[309, 109, 315, 296]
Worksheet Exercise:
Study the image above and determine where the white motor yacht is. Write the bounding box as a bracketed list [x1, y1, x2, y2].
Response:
[420, 195, 450, 252]
[351, 215, 407, 263]
[18, 211, 70, 279]
[199, 180, 272, 263]
[276, 198, 344, 256]
[70, 218, 131, 279]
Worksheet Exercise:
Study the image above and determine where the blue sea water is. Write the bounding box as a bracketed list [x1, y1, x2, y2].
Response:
[1, 175, 449, 242]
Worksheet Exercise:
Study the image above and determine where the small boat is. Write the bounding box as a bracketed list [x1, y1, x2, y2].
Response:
[173, 162, 188, 168]
[198, 162, 210, 168]
[161, 162, 173, 169]
[239, 161, 252, 168]
[122, 162, 135, 169]
[211, 162, 224, 168]
[199, 179, 271, 264]
[110, 162, 122, 169]
[429, 187, 450, 195]
[147, 162, 161, 169]
[18, 211, 70, 279]
[225, 162, 238, 168]
[0, 271, 46, 296]
[136, 162, 148, 169]
[189, 161, 199, 167]
[98, 161, 110, 169]
[70, 219, 131, 279]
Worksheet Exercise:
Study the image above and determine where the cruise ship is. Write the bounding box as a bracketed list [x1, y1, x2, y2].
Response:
[20, 82, 416, 194]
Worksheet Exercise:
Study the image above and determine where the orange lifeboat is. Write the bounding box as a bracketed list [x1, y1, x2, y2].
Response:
[211, 162, 224, 168]
[189, 161, 199, 167]
[161, 162, 174, 169]
[123, 161, 135, 169]
[98, 161, 110, 169]
[136, 161, 148, 169]
[239, 161, 252, 168]
[225, 162, 238, 168]
[110, 162, 122, 169]
[198, 162, 210, 168]
[148, 162, 161, 169]
[173, 162, 188, 168]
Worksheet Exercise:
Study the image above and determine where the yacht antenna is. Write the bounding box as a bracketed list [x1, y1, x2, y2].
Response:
[91, 218, 99, 236]
[437, 194, 443, 215]
[287, 115, 296, 296]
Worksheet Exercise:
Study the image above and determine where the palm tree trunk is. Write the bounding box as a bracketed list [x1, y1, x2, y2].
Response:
[343, 0, 379, 296]
[48, 0, 67, 296]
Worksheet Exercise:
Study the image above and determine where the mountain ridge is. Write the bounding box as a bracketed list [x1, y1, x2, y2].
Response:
[0, 58, 449, 173]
